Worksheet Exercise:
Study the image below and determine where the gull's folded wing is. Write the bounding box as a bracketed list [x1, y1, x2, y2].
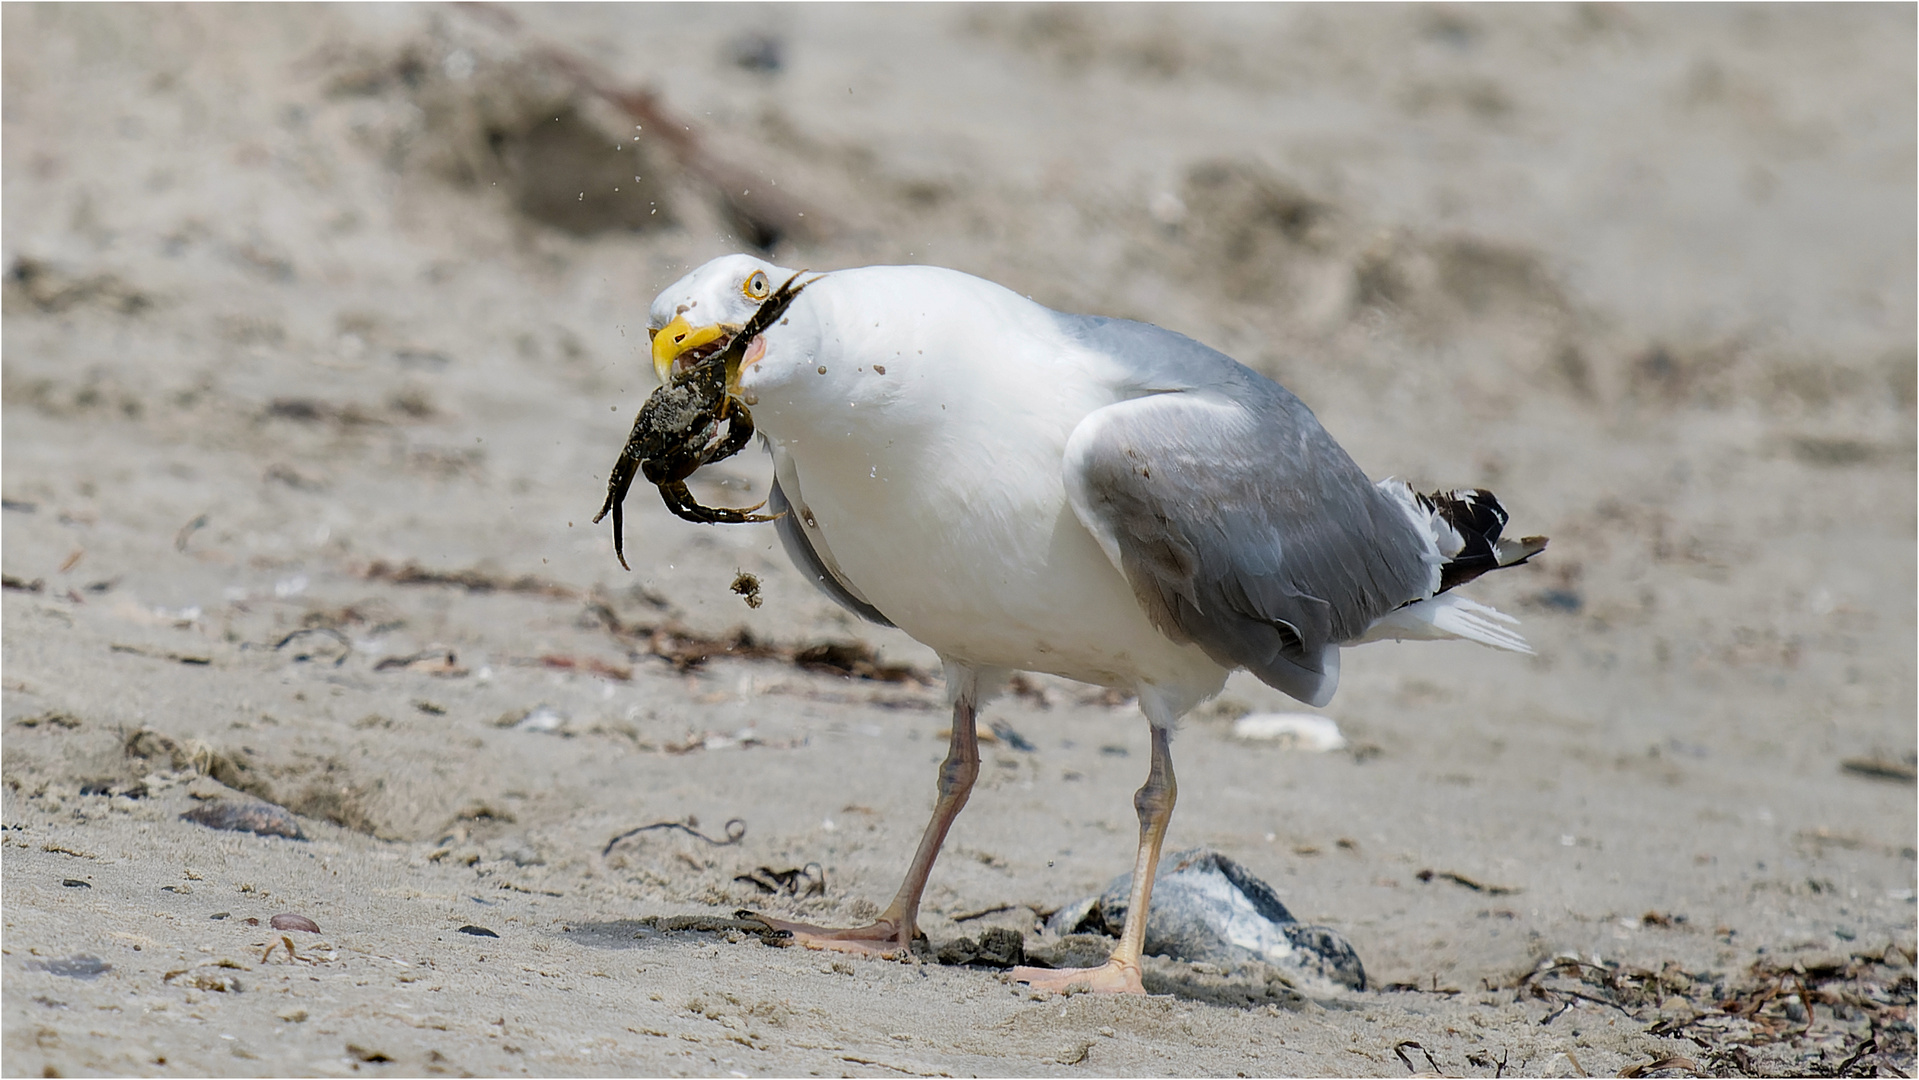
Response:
[1063, 387, 1429, 707]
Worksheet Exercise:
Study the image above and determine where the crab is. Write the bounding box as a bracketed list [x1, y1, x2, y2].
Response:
[592, 270, 811, 571]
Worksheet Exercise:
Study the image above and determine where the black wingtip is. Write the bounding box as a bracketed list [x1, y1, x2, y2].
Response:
[1429, 489, 1543, 592]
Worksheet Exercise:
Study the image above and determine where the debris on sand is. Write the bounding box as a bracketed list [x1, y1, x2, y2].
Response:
[109, 643, 212, 666]
[639, 912, 795, 948]
[361, 559, 577, 599]
[5, 256, 151, 316]
[372, 648, 467, 676]
[989, 719, 1038, 752]
[733, 864, 826, 898]
[1513, 947, 1917, 1076]
[730, 571, 764, 609]
[1841, 755, 1917, 784]
[1415, 868, 1523, 895]
[272, 627, 352, 667]
[583, 596, 933, 683]
[14, 710, 81, 729]
[532, 654, 633, 681]
[931, 926, 1025, 969]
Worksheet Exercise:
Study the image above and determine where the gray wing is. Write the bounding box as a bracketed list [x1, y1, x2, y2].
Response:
[1062, 379, 1431, 708]
[767, 458, 894, 628]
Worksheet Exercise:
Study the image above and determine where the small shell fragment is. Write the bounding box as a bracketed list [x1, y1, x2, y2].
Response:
[1231, 713, 1348, 752]
[512, 706, 566, 734]
[271, 913, 321, 933]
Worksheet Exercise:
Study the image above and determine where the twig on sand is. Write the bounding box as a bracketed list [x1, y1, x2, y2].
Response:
[1415, 867, 1522, 895]
[603, 816, 746, 857]
[951, 904, 1014, 923]
[1393, 1040, 1441, 1074]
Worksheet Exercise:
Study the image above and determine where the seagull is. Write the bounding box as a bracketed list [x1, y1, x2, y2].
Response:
[639, 254, 1546, 994]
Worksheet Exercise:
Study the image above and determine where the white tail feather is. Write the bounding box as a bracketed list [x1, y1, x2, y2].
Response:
[1349, 593, 1533, 655]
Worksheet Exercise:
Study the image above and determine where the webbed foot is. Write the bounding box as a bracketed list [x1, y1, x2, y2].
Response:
[1010, 959, 1146, 995]
[747, 913, 915, 960]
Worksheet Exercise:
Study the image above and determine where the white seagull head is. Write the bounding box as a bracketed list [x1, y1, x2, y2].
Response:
[646, 253, 803, 385]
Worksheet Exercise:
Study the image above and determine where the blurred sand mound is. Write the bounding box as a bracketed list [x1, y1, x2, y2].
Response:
[319, 21, 679, 238]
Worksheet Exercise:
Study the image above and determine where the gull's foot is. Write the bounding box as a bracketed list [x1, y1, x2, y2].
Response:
[750, 913, 913, 960]
[1010, 959, 1145, 995]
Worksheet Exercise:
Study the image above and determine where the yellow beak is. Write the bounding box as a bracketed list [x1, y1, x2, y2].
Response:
[650, 316, 731, 383]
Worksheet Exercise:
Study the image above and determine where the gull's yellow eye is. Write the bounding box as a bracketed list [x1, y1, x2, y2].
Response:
[743, 270, 770, 300]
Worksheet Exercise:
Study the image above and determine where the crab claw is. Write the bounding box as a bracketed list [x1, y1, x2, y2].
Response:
[594, 443, 644, 571]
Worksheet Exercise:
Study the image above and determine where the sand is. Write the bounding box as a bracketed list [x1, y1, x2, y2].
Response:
[3, 4, 1914, 1076]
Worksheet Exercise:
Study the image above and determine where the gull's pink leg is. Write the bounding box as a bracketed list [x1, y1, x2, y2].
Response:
[1012, 723, 1177, 994]
[754, 674, 981, 957]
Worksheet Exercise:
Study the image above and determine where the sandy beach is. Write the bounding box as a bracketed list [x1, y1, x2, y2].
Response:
[3, 4, 1914, 1076]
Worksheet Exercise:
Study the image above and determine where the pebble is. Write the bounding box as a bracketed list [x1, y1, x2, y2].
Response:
[30, 955, 112, 979]
[180, 800, 307, 841]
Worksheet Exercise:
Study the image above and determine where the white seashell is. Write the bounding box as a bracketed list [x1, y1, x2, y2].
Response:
[1230, 713, 1347, 752]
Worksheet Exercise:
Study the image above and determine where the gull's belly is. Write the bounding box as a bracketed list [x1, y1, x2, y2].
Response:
[790, 439, 1224, 693]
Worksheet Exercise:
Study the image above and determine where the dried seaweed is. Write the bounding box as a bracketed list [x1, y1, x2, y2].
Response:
[1508, 949, 1916, 1077]
[361, 559, 577, 598]
[733, 864, 825, 898]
